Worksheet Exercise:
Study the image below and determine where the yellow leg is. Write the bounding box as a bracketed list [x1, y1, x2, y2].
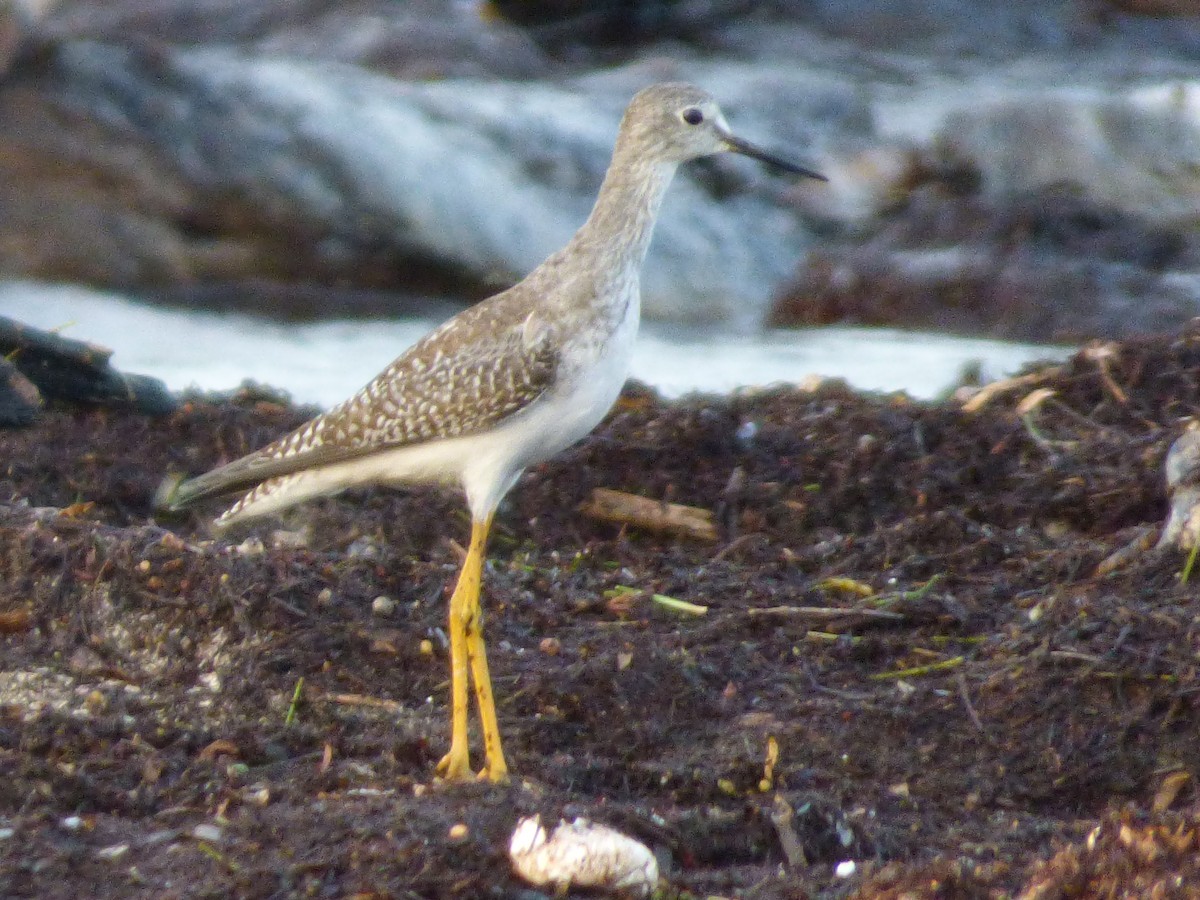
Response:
[435, 513, 508, 783]
[435, 520, 477, 781]
[463, 514, 508, 782]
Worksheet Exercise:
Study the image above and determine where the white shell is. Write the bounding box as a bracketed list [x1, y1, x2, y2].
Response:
[509, 815, 659, 896]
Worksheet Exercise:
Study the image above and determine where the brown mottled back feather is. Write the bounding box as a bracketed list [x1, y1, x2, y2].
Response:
[168, 290, 559, 508]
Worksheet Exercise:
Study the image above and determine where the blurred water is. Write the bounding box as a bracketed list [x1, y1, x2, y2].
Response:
[3, 282, 1071, 406]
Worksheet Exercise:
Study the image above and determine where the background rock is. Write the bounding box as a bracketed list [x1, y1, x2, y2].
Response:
[0, 315, 174, 421]
[773, 186, 1200, 341]
[0, 0, 1199, 335]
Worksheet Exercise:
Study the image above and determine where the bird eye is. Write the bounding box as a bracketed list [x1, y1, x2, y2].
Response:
[681, 107, 704, 126]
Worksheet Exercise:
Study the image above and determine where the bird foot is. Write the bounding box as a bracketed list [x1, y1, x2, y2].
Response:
[436, 748, 472, 782]
[436, 749, 509, 784]
[479, 759, 509, 784]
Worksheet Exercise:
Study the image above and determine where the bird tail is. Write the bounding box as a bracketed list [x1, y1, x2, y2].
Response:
[154, 468, 244, 513]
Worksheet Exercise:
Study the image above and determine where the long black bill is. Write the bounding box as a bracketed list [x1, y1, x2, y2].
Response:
[722, 132, 827, 181]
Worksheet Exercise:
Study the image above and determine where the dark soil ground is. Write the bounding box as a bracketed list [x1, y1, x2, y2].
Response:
[4, 326, 1200, 898]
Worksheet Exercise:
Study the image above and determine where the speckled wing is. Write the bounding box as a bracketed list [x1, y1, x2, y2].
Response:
[167, 299, 560, 509]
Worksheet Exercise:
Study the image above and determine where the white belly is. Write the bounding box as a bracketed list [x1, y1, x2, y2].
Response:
[458, 288, 641, 517]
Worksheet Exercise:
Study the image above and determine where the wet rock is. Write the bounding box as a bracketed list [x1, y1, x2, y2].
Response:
[0, 0, 31, 77]
[39, 0, 552, 79]
[0, 315, 175, 422]
[772, 186, 1200, 341]
[0, 42, 825, 325]
[0, 356, 41, 426]
[936, 86, 1200, 228]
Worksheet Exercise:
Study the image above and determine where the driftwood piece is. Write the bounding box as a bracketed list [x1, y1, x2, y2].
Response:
[0, 316, 175, 423]
[580, 487, 718, 542]
[0, 355, 42, 426]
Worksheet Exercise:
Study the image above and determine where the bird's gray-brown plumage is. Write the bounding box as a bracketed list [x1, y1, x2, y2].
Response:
[167, 83, 823, 529]
[167, 288, 561, 521]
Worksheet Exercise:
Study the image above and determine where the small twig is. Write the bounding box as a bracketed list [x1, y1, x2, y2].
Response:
[711, 532, 765, 562]
[196, 841, 241, 872]
[327, 692, 404, 713]
[815, 576, 874, 597]
[1181, 541, 1200, 585]
[960, 369, 1059, 413]
[319, 742, 334, 774]
[270, 596, 311, 619]
[748, 605, 904, 621]
[865, 575, 944, 611]
[891, 573, 942, 602]
[285, 677, 304, 726]
[870, 655, 964, 680]
[606, 584, 708, 616]
[930, 634, 983, 646]
[804, 630, 864, 645]
[1048, 649, 1100, 664]
[1015, 389, 1078, 451]
[1095, 525, 1159, 577]
[1092, 671, 1177, 682]
[760, 736, 779, 792]
[955, 672, 985, 733]
[1045, 652, 1178, 682]
[769, 794, 808, 869]
[1083, 342, 1129, 406]
[580, 488, 717, 542]
[650, 593, 708, 616]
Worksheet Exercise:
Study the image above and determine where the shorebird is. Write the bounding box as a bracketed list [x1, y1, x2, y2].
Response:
[163, 82, 825, 782]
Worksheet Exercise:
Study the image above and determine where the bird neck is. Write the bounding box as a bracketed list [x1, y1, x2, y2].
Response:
[572, 143, 679, 280]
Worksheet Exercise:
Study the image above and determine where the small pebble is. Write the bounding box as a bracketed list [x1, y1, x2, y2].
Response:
[0, 827, 15, 840]
[347, 536, 381, 559]
[539, 637, 561, 656]
[234, 537, 265, 556]
[159, 532, 187, 552]
[835, 860, 857, 878]
[735, 420, 758, 445]
[60, 815, 83, 831]
[448, 823, 469, 841]
[270, 528, 308, 549]
[192, 823, 223, 843]
[316, 588, 333, 606]
[372, 595, 396, 616]
[419, 639, 434, 656]
[96, 844, 129, 861]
